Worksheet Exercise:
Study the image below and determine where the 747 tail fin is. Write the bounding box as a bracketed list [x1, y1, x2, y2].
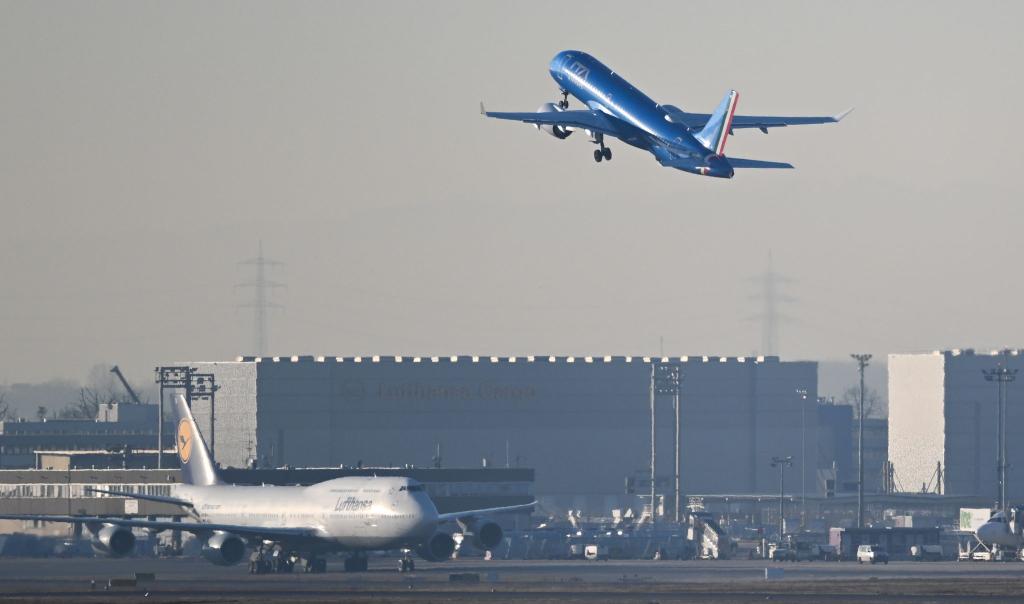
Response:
[695, 90, 739, 155]
[173, 394, 222, 486]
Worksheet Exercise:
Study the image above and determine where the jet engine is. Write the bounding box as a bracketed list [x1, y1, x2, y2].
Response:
[461, 518, 503, 551]
[91, 524, 136, 557]
[534, 103, 572, 139]
[416, 531, 456, 561]
[201, 531, 247, 566]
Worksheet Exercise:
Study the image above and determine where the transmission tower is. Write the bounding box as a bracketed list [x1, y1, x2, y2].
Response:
[236, 241, 284, 356]
[748, 251, 795, 356]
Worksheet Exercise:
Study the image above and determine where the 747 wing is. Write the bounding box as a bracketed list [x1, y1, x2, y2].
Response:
[0, 513, 321, 542]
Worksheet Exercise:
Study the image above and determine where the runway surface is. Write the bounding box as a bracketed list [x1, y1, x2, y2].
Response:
[1, 557, 1024, 603]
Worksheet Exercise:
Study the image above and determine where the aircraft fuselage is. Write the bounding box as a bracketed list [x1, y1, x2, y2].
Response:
[547, 50, 733, 177]
[178, 476, 438, 552]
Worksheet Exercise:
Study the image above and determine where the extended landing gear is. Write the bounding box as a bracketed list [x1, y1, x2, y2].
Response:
[398, 553, 416, 573]
[557, 89, 570, 109]
[591, 132, 612, 163]
[249, 545, 295, 574]
[343, 553, 368, 572]
[249, 550, 272, 575]
[301, 556, 328, 573]
[591, 132, 613, 163]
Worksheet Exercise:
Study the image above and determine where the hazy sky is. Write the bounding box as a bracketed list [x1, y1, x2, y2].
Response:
[1, 1, 1022, 384]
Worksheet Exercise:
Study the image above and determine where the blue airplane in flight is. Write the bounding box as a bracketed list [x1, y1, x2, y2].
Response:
[482, 50, 851, 178]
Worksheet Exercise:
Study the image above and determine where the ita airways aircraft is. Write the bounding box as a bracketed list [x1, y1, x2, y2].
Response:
[482, 50, 851, 178]
[0, 395, 533, 573]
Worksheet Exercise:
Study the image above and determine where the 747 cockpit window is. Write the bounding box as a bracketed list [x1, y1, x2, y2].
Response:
[399, 485, 425, 492]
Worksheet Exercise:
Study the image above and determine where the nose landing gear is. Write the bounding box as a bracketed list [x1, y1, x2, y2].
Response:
[557, 89, 570, 109]
[398, 553, 416, 572]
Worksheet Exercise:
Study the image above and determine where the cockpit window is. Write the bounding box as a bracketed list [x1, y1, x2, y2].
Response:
[399, 485, 425, 492]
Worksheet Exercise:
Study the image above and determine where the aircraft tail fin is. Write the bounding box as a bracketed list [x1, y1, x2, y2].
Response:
[695, 90, 739, 155]
[172, 394, 222, 486]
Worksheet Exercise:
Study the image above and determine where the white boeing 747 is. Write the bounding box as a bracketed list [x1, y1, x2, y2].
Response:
[0, 395, 533, 572]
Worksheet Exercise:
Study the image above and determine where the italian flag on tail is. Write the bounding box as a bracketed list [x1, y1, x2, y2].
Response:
[696, 90, 739, 155]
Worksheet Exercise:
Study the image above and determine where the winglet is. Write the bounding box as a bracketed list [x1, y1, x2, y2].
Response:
[833, 107, 854, 122]
[479, 101, 486, 116]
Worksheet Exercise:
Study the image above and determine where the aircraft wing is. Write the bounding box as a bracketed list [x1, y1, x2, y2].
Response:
[85, 488, 194, 509]
[481, 103, 629, 137]
[666, 107, 853, 132]
[0, 513, 320, 542]
[436, 501, 536, 524]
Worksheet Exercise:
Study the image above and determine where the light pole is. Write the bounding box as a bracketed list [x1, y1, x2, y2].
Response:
[649, 363, 656, 521]
[851, 354, 872, 528]
[984, 365, 1017, 511]
[771, 456, 793, 542]
[796, 388, 808, 528]
[649, 362, 682, 522]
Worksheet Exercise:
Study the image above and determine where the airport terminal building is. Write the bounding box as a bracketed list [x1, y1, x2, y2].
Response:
[184, 355, 819, 514]
[889, 349, 1024, 501]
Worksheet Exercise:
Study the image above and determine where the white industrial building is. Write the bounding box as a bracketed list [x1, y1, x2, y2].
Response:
[889, 349, 1024, 502]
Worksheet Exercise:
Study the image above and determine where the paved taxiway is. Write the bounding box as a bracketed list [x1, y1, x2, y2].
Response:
[1, 557, 1024, 603]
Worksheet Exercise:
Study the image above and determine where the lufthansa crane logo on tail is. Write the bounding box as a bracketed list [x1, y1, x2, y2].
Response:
[177, 419, 193, 464]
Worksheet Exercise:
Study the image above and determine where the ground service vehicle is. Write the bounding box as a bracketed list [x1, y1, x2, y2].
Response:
[857, 544, 889, 564]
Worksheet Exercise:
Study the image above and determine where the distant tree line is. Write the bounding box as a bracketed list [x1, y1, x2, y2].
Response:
[2, 364, 150, 422]
[839, 384, 883, 418]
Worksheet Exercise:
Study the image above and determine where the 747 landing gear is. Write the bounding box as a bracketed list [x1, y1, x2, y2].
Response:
[301, 556, 328, 573]
[342, 553, 368, 572]
[398, 553, 416, 572]
[557, 89, 570, 109]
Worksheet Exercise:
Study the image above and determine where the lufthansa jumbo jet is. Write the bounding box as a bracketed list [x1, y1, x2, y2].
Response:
[482, 50, 851, 178]
[0, 395, 533, 573]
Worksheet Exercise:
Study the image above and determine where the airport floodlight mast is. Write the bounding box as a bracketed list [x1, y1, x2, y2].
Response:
[649, 364, 655, 521]
[648, 361, 683, 522]
[984, 364, 1017, 511]
[851, 353, 872, 528]
[796, 388, 808, 527]
[154, 367, 219, 469]
[770, 456, 793, 541]
[237, 241, 284, 356]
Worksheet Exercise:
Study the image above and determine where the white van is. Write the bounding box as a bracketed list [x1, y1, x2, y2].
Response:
[856, 544, 889, 564]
